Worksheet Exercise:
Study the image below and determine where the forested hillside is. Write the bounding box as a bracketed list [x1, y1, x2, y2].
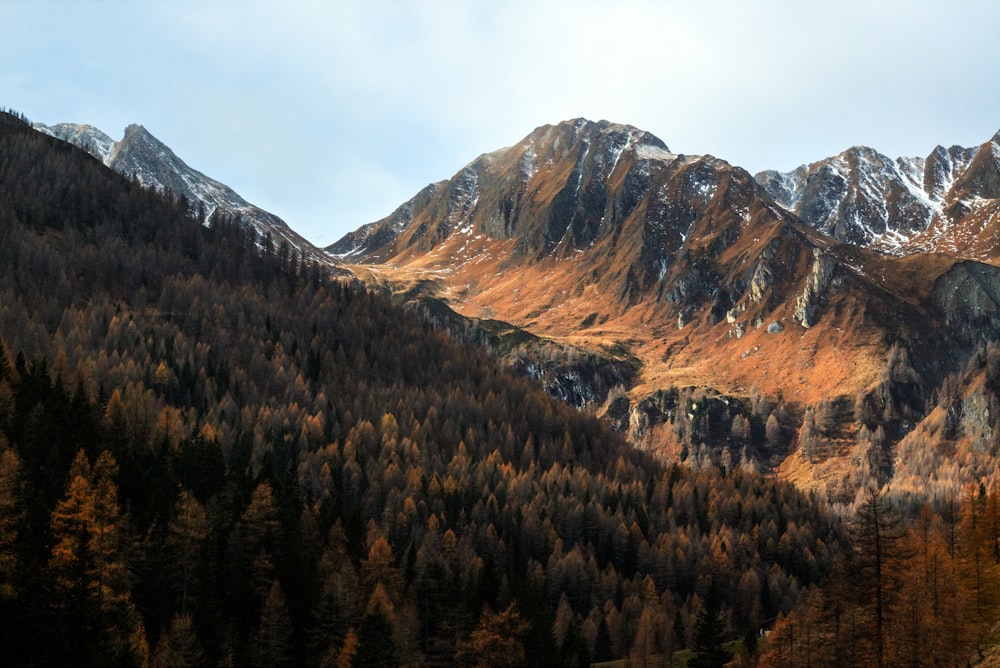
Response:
[0, 109, 998, 667]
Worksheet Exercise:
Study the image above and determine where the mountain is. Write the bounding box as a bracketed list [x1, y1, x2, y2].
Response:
[33, 120, 327, 263]
[330, 118, 1000, 503]
[755, 131, 1000, 262]
[0, 108, 867, 667]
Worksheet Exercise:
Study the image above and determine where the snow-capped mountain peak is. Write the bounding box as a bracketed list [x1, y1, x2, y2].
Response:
[34, 120, 328, 264]
[755, 131, 1000, 260]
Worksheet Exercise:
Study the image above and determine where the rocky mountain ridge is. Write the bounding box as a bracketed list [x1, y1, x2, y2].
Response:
[331, 118, 1000, 505]
[33, 121, 326, 263]
[755, 131, 1000, 261]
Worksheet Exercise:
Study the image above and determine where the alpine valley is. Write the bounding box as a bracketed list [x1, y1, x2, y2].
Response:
[6, 108, 1000, 667]
[41, 115, 1000, 506]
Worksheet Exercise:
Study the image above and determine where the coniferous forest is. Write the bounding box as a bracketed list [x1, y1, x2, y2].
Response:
[1, 109, 1000, 667]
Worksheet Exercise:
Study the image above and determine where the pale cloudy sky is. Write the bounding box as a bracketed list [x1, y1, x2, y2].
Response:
[3, 0, 999, 246]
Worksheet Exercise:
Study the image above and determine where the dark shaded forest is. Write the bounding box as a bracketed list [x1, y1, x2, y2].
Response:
[0, 109, 998, 667]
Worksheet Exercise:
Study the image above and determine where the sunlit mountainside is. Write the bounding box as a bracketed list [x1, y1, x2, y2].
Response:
[330, 118, 1000, 507]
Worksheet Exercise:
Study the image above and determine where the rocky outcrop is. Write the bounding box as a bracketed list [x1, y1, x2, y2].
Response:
[931, 261, 1000, 352]
[513, 351, 639, 410]
[793, 249, 837, 327]
[749, 261, 774, 303]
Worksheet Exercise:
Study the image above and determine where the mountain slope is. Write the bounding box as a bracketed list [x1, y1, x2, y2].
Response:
[330, 119, 1000, 399]
[34, 120, 326, 262]
[331, 118, 1000, 501]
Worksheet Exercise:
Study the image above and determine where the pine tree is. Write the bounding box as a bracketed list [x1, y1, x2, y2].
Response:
[689, 586, 731, 668]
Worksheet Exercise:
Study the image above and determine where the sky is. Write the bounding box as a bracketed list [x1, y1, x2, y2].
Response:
[3, 0, 1000, 247]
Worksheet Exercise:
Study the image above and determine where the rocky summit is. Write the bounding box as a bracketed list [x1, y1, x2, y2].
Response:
[755, 132, 1000, 262]
[34, 121, 324, 263]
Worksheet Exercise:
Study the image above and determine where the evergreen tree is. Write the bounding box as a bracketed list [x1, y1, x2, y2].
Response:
[689, 586, 731, 668]
[48, 449, 140, 664]
[152, 612, 205, 668]
[457, 602, 530, 668]
[166, 488, 210, 614]
[0, 444, 22, 601]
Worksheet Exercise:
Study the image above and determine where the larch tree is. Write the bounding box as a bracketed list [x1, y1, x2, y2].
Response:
[230, 481, 281, 602]
[850, 485, 908, 668]
[166, 488, 210, 614]
[48, 449, 140, 664]
[354, 583, 398, 668]
[0, 443, 22, 601]
[457, 602, 530, 668]
[251, 580, 294, 668]
[152, 612, 205, 668]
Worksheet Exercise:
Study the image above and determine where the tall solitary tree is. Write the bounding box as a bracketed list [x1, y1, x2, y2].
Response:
[252, 580, 294, 668]
[850, 485, 908, 668]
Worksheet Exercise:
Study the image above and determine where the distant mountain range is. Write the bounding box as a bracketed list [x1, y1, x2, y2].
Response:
[38, 116, 1000, 270]
[331, 119, 1000, 265]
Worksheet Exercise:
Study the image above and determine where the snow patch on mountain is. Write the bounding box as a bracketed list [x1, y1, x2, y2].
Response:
[35, 122, 116, 164]
[754, 138, 998, 253]
[636, 142, 676, 163]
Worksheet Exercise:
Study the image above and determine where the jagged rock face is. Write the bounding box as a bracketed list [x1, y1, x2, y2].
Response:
[34, 121, 324, 263]
[331, 119, 684, 262]
[793, 249, 838, 328]
[923, 144, 978, 201]
[932, 261, 1000, 352]
[757, 146, 936, 247]
[949, 134, 1000, 202]
[756, 131, 1000, 263]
